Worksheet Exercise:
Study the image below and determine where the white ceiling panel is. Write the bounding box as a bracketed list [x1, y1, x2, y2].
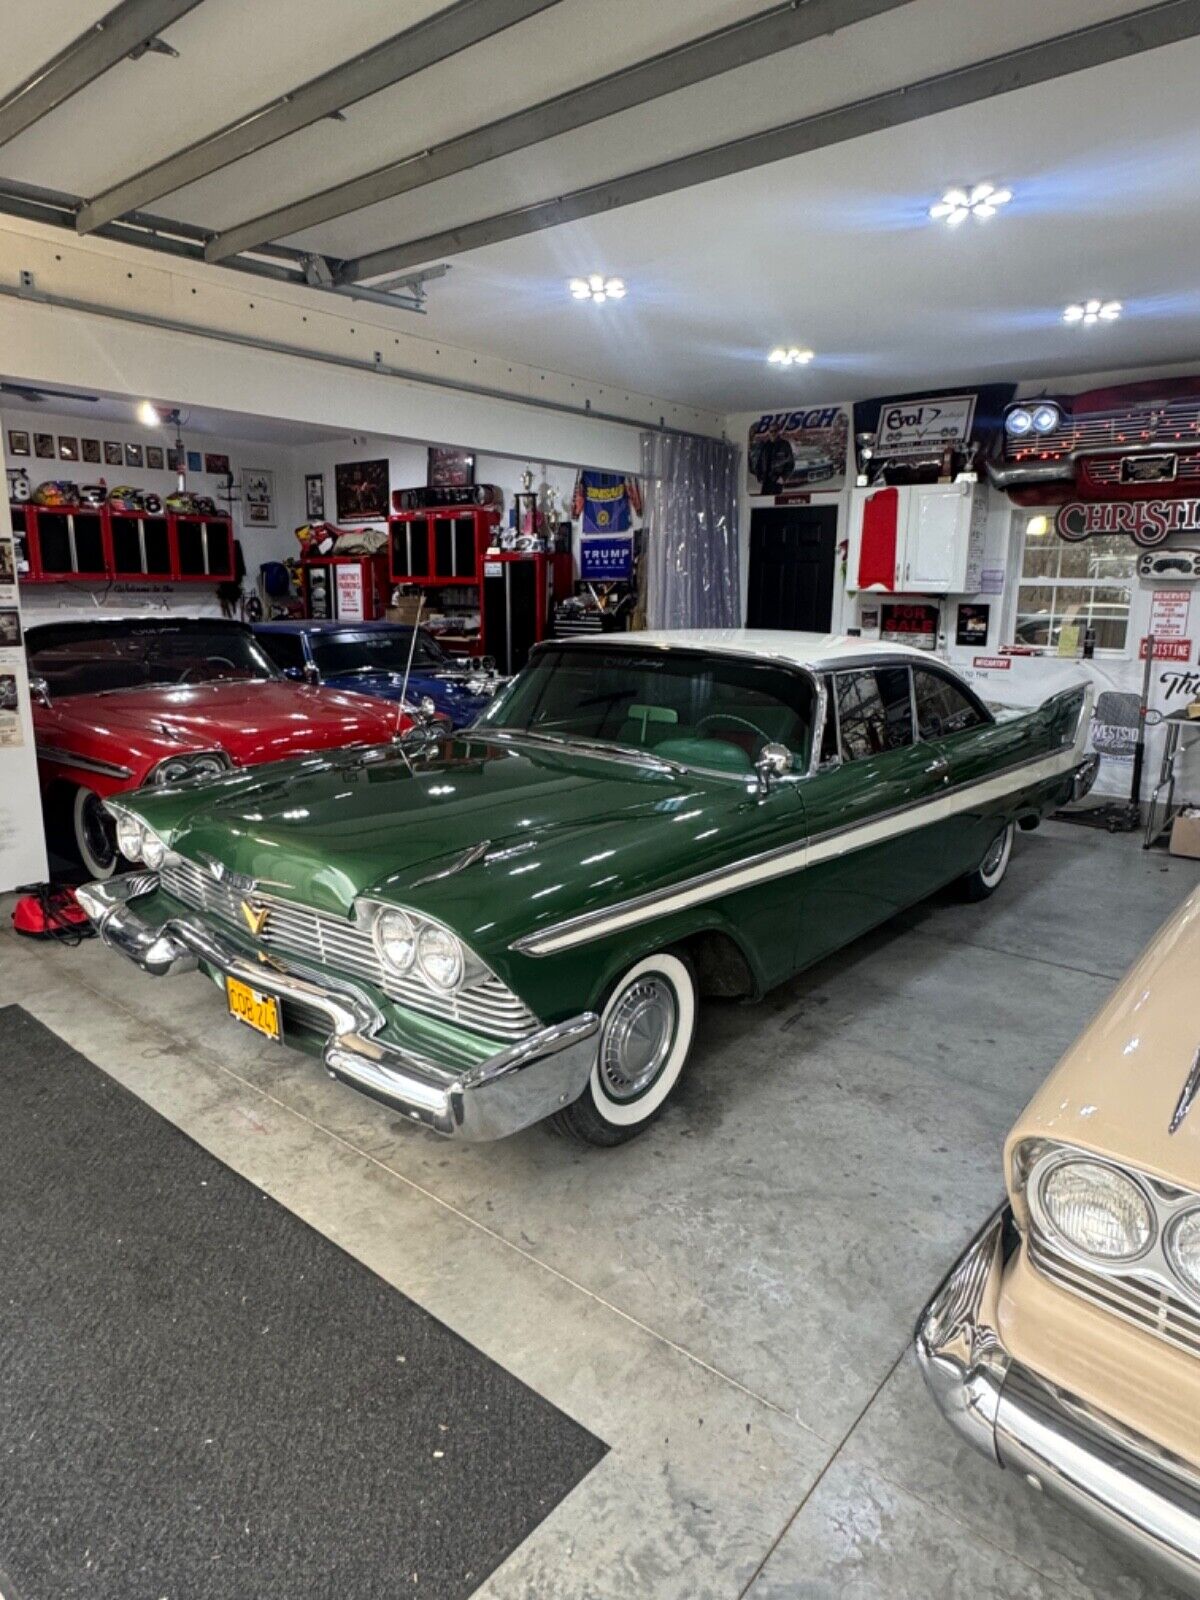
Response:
[0, 2, 111, 102]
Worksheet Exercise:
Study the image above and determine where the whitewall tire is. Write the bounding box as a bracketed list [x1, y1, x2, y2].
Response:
[960, 820, 1014, 901]
[551, 951, 697, 1146]
[72, 786, 119, 880]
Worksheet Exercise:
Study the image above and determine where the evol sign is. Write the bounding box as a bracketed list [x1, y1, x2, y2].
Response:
[1056, 498, 1200, 548]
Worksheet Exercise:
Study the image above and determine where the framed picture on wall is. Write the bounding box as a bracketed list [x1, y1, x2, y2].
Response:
[146, 445, 165, 470]
[124, 442, 143, 468]
[305, 472, 325, 520]
[335, 458, 389, 521]
[81, 438, 101, 464]
[167, 447, 184, 472]
[205, 453, 231, 476]
[242, 467, 275, 527]
[58, 436, 78, 461]
[187, 450, 202, 473]
[427, 446, 475, 489]
[34, 434, 54, 459]
[7, 430, 29, 457]
[104, 441, 123, 466]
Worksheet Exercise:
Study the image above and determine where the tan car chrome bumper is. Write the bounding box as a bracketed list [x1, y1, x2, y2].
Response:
[76, 874, 598, 1142]
[916, 1207, 1200, 1593]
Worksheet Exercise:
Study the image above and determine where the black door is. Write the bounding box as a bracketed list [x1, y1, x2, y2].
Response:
[746, 506, 837, 631]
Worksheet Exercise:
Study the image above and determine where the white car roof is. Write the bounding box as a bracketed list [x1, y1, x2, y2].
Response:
[561, 629, 950, 673]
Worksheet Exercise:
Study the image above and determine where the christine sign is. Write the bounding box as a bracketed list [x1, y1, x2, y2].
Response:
[1056, 498, 1200, 548]
[747, 407, 849, 495]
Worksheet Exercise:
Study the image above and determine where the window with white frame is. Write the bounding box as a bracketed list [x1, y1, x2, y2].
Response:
[1011, 511, 1135, 654]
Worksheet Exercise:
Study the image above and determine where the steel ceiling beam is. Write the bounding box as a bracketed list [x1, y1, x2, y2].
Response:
[75, 0, 566, 236]
[203, 0, 917, 264]
[0, 0, 205, 148]
[339, 0, 1200, 283]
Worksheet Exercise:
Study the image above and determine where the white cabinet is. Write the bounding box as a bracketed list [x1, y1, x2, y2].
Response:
[849, 482, 977, 594]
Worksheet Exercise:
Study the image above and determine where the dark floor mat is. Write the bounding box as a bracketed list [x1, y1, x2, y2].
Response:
[0, 1006, 605, 1599]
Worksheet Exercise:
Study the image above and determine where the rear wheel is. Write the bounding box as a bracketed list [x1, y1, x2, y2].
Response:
[551, 951, 697, 1146]
[71, 786, 119, 880]
[959, 820, 1014, 901]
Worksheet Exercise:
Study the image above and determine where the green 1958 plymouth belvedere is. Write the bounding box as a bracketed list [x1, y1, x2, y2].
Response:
[78, 632, 1098, 1145]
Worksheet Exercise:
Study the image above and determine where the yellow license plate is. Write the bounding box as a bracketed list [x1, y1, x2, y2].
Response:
[226, 976, 282, 1042]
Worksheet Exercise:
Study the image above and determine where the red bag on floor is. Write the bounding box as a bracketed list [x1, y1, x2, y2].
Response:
[11, 884, 95, 942]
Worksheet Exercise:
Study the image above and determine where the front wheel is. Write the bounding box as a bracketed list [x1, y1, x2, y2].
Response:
[551, 951, 697, 1146]
[71, 786, 120, 880]
[958, 820, 1014, 902]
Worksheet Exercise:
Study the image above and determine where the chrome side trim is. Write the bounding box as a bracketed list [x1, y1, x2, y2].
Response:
[35, 743, 134, 780]
[917, 1207, 1200, 1593]
[75, 874, 598, 1142]
[513, 743, 1084, 956]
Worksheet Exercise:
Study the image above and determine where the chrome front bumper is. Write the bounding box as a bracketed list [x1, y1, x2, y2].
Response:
[76, 874, 599, 1142]
[916, 1207, 1200, 1593]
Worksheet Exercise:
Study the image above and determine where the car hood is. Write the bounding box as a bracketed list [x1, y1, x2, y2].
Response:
[127, 733, 769, 926]
[38, 679, 401, 774]
[324, 669, 487, 706]
[1006, 885, 1200, 1203]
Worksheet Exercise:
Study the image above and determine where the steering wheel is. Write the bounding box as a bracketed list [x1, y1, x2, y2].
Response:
[695, 713, 773, 753]
[179, 655, 238, 683]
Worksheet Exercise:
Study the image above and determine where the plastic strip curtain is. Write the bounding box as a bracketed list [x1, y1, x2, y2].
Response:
[641, 430, 740, 629]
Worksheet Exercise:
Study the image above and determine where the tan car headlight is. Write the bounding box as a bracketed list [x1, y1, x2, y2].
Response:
[1040, 1159, 1154, 1261]
[1167, 1209, 1200, 1296]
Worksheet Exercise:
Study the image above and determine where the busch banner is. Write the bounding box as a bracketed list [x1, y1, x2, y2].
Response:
[747, 407, 849, 495]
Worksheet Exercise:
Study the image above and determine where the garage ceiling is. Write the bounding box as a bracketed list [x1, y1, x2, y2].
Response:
[1, 0, 1197, 412]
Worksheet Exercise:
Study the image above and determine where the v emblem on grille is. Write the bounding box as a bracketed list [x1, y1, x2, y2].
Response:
[241, 899, 270, 938]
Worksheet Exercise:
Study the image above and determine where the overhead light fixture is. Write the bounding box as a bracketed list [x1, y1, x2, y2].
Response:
[138, 400, 163, 426]
[768, 347, 814, 367]
[930, 182, 1012, 226]
[569, 274, 626, 304]
[1026, 515, 1050, 538]
[1064, 299, 1121, 325]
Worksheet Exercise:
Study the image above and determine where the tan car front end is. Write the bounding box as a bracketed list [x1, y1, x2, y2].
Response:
[918, 887, 1200, 1592]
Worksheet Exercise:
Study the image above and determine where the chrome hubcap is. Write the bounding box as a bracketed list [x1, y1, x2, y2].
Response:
[600, 977, 677, 1101]
[982, 826, 1010, 877]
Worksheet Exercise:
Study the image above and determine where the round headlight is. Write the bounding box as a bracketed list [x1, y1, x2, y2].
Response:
[187, 755, 228, 781]
[1032, 403, 1061, 435]
[1040, 1159, 1154, 1261]
[1006, 406, 1033, 437]
[373, 908, 416, 973]
[141, 832, 167, 871]
[115, 813, 145, 862]
[417, 924, 463, 991]
[1167, 1209, 1200, 1298]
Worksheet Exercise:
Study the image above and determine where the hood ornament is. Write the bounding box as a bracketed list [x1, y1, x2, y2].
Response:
[201, 853, 257, 896]
[1169, 1046, 1200, 1135]
[413, 839, 492, 885]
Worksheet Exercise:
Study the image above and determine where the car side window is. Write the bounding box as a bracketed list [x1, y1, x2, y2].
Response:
[259, 632, 306, 672]
[835, 668, 914, 761]
[913, 668, 986, 739]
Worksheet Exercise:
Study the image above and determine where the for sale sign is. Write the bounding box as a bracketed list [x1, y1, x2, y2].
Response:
[874, 394, 976, 458]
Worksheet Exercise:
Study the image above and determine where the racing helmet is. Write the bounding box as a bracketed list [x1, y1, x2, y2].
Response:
[31, 480, 80, 507]
[107, 485, 144, 511]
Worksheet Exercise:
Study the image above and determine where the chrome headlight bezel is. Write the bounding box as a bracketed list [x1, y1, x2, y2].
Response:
[372, 907, 417, 975]
[1165, 1207, 1200, 1298]
[114, 810, 146, 863]
[356, 900, 484, 995]
[146, 749, 232, 787]
[416, 924, 464, 992]
[1035, 1154, 1156, 1264]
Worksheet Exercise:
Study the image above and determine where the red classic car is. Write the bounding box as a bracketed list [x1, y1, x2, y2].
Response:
[25, 615, 417, 877]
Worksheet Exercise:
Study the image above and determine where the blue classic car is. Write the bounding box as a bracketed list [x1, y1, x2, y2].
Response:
[254, 620, 502, 729]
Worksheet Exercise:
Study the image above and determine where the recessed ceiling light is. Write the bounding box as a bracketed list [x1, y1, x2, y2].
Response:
[929, 182, 1013, 226]
[1064, 298, 1121, 325]
[768, 347, 814, 367]
[569, 274, 626, 304]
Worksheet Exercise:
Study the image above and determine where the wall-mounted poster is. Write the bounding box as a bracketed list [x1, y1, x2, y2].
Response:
[145, 445, 165, 470]
[167, 447, 184, 472]
[747, 407, 849, 495]
[187, 450, 202, 473]
[204, 453, 231, 476]
[874, 394, 976, 458]
[58, 436, 78, 461]
[33, 434, 54, 459]
[955, 602, 990, 647]
[428, 447, 474, 489]
[242, 467, 275, 527]
[7, 430, 29, 457]
[305, 472, 325, 520]
[104, 441, 123, 466]
[124, 442, 143, 468]
[335, 458, 389, 522]
[81, 438, 101, 464]
[580, 536, 634, 581]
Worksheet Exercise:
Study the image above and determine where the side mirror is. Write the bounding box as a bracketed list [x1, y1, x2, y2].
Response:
[755, 742, 793, 793]
[29, 675, 51, 707]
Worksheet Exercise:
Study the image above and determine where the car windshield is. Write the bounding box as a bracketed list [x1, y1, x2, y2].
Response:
[479, 645, 816, 775]
[311, 629, 447, 676]
[27, 623, 278, 697]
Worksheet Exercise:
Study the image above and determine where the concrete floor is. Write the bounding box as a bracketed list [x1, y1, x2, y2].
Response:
[2, 819, 1197, 1599]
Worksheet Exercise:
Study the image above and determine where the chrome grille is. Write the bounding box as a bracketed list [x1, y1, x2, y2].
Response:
[1082, 457, 1200, 484]
[1029, 1236, 1200, 1361]
[1009, 402, 1200, 459]
[160, 856, 538, 1040]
